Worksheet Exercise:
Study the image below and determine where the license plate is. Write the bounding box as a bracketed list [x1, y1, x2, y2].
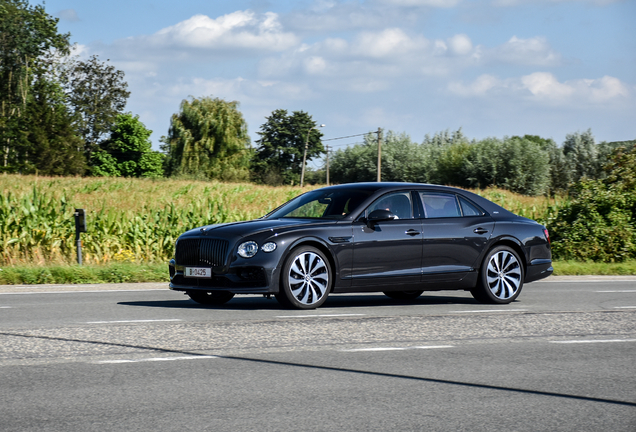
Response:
[184, 267, 212, 278]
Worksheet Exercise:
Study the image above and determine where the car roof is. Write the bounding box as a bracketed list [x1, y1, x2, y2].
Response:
[318, 182, 517, 218]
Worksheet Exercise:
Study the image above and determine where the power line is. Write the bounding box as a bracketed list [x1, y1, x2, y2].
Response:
[328, 140, 365, 148]
[322, 132, 374, 142]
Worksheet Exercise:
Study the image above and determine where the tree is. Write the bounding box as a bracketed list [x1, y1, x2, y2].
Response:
[420, 129, 471, 185]
[464, 137, 550, 195]
[0, 0, 70, 170]
[550, 145, 636, 262]
[19, 75, 86, 175]
[92, 113, 164, 177]
[329, 134, 378, 184]
[562, 129, 599, 182]
[330, 131, 427, 184]
[64, 55, 130, 155]
[252, 109, 324, 185]
[162, 96, 251, 181]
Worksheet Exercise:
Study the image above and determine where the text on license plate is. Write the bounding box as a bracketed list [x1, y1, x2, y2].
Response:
[184, 267, 212, 278]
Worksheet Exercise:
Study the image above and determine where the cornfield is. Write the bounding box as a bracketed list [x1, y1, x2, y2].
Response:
[0, 174, 563, 266]
[0, 175, 309, 265]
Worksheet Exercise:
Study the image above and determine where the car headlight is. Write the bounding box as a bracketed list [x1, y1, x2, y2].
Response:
[237, 241, 259, 258]
[261, 242, 277, 253]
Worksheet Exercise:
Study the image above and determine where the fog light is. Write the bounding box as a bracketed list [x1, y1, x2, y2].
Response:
[261, 242, 277, 253]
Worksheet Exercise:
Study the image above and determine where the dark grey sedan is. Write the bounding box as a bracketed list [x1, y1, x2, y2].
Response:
[169, 182, 552, 309]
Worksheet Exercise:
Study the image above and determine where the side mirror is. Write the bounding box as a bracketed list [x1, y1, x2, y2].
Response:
[366, 209, 396, 227]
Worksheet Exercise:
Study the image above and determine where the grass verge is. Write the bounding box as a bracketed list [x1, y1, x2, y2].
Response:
[0, 262, 169, 285]
[0, 260, 634, 285]
[552, 260, 636, 276]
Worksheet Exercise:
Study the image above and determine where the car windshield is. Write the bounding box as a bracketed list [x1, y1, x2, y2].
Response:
[266, 189, 373, 219]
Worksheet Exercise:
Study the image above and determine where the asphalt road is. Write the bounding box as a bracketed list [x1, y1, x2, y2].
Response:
[1, 276, 635, 431]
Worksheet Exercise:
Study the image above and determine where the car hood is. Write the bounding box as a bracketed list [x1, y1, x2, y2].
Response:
[181, 218, 337, 239]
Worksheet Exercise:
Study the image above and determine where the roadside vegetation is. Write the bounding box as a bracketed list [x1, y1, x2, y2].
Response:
[1, 169, 635, 284]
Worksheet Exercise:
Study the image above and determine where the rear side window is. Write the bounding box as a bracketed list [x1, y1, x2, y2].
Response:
[420, 193, 461, 218]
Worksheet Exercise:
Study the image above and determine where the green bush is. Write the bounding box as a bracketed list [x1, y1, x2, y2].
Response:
[550, 146, 636, 262]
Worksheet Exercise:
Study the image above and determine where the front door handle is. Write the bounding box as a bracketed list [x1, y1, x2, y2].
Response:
[406, 229, 421, 236]
[474, 227, 488, 235]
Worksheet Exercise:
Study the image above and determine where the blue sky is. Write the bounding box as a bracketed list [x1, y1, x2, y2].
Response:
[43, 0, 635, 161]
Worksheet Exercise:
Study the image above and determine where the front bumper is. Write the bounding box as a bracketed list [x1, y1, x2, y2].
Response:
[168, 259, 276, 294]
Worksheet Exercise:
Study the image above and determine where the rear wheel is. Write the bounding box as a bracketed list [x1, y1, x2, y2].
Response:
[383, 290, 424, 300]
[276, 246, 332, 309]
[187, 290, 235, 305]
[471, 245, 524, 304]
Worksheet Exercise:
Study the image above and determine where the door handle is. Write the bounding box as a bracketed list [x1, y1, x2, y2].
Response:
[473, 228, 488, 235]
[406, 229, 421, 236]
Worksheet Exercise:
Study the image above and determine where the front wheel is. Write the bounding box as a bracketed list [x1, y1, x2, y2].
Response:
[187, 290, 235, 305]
[471, 246, 524, 304]
[276, 246, 332, 309]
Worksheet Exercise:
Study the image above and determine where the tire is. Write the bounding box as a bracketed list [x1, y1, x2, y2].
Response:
[383, 290, 424, 300]
[471, 245, 524, 304]
[187, 290, 235, 305]
[275, 246, 332, 309]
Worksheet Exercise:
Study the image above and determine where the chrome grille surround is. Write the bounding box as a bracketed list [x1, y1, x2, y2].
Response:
[175, 238, 229, 267]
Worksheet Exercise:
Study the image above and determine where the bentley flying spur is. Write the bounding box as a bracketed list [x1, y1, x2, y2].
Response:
[168, 182, 553, 309]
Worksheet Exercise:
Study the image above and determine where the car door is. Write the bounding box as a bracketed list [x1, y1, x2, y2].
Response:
[417, 191, 494, 283]
[350, 191, 423, 289]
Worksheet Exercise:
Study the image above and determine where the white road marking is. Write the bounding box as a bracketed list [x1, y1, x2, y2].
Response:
[342, 345, 453, 352]
[551, 339, 636, 344]
[450, 309, 528, 313]
[96, 355, 216, 364]
[85, 319, 182, 324]
[614, 306, 636, 309]
[276, 313, 366, 318]
[542, 279, 636, 283]
[597, 290, 636, 293]
[0, 306, 11, 308]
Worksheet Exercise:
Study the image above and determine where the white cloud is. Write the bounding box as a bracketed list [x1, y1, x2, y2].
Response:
[485, 36, 562, 66]
[138, 11, 298, 52]
[257, 28, 479, 83]
[492, 0, 624, 6]
[449, 72, 631, 105]
[351, 28, 430, 58]
[448, 74, 501, 96]
[373, 0, 462, 6]
[304, 56, 328, 74]
[447, 34, 473, 55]
[521, 72, 575, 99]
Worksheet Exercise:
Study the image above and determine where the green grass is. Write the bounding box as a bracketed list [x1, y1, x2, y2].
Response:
[552, 260, 636, 276]
[0, 262, 168, 285]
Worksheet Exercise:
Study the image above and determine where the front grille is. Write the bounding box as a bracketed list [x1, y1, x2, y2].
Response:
[176, 238, 229, 266]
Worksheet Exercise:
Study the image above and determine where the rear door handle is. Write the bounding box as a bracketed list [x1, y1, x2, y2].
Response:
[473, 228, 488, 235]
[406, 229, 421, 236]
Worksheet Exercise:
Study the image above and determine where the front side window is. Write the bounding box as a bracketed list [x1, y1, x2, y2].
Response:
[267, 189, 373, 219]
[366, 192, 413, 219]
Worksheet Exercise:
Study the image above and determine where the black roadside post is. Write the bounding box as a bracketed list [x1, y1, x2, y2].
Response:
[74, 209, 87, 265]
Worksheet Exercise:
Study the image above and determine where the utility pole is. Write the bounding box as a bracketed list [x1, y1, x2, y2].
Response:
[325, 145, 331, 186]
[376, 128, 382, 182]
